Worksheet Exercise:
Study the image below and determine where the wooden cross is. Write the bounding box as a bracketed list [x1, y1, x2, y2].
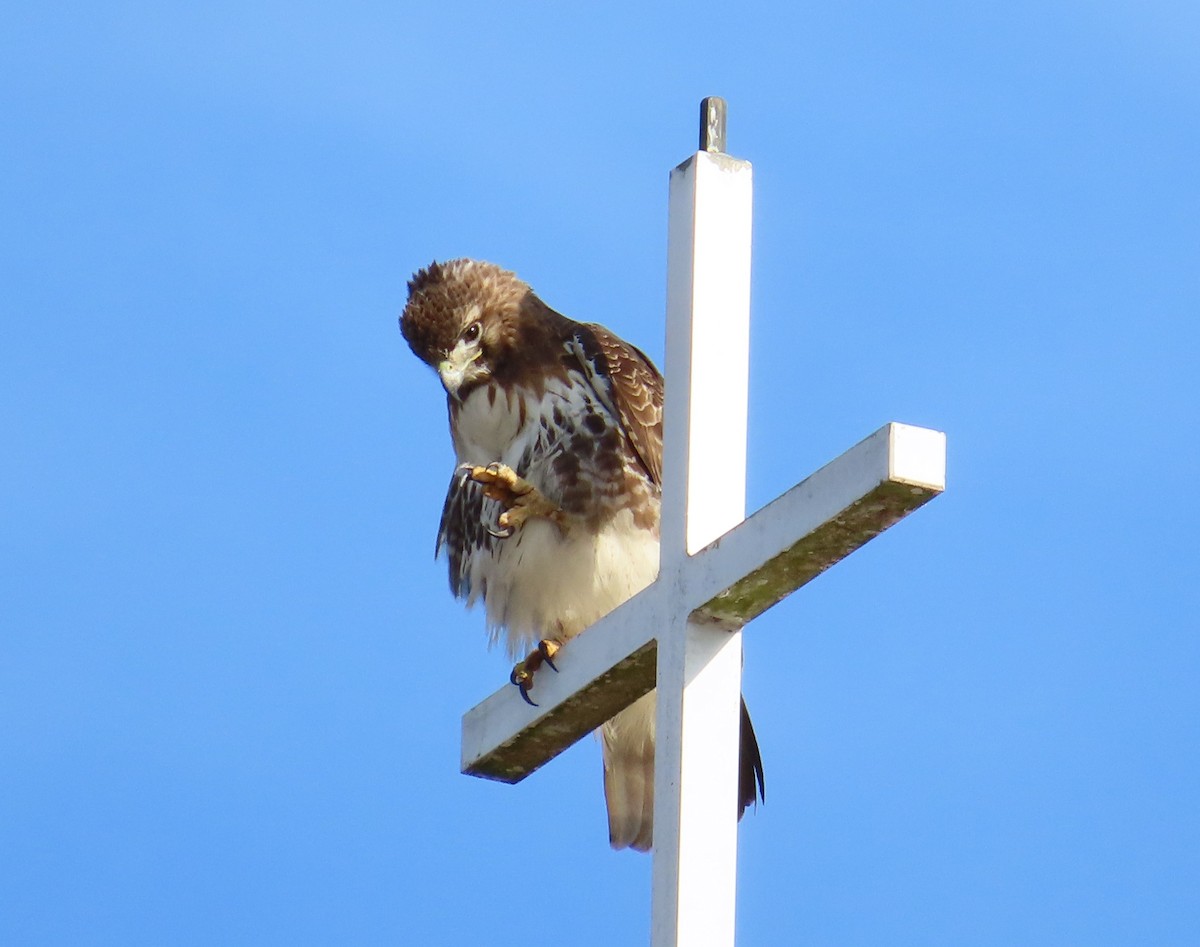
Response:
[460, 98, 947, 946]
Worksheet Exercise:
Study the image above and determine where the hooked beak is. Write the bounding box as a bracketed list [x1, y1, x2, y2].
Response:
[437, 346, 482, 397]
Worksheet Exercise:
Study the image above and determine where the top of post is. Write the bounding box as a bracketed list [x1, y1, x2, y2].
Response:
[699, 97, 727, 154]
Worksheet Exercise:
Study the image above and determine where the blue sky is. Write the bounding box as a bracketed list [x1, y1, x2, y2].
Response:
[2, 1, 1197, 944]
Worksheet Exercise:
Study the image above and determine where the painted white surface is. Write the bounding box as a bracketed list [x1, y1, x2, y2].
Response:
[890, 422, 948, 491]
[651, 619, 742, 946]
[652, 150, 753, 946]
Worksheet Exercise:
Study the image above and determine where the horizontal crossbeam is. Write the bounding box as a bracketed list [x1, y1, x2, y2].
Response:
[460, 421, 945, 783]
[688, 421, 944, 624]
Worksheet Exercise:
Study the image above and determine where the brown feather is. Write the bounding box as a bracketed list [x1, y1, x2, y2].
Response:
[573, 323, 665, 486]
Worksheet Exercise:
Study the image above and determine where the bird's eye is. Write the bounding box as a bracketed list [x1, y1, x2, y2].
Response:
[463, 322, 481, 344]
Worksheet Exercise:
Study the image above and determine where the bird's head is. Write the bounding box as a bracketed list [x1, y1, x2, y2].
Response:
[400, 259, 533, 399]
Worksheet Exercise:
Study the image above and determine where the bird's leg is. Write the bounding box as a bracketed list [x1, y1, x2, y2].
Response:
[509, 639, 562, 707]
[463, 463, 566, 539]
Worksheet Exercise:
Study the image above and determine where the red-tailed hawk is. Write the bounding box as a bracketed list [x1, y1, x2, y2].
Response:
[400, 258, 763, 851]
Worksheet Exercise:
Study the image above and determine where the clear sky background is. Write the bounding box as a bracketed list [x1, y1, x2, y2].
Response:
[3, 2, 1197, 944]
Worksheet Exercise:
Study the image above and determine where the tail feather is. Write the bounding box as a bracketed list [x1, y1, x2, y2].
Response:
[601, 693, 656, 851]
[602, 692, 765, 852]
[738, 697, 765, 818]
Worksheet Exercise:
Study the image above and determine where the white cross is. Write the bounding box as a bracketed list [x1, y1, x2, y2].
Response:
[460, 99, 946, 946]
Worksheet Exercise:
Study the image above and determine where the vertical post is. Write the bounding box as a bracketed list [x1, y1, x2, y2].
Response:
[653, 100, 754, 947]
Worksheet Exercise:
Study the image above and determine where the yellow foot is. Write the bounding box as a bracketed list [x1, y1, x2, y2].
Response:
[509, 639, 562, 707]
[463, 463, 565, 538]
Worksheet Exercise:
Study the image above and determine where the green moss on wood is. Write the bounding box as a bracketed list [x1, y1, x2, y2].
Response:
[696, 481, 939, 626]
[465, 640, 658, 783]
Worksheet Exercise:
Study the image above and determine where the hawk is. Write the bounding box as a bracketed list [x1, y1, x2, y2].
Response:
[400, 258, 763, 851]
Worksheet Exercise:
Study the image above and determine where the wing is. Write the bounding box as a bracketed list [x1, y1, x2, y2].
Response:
[569, 323, 664, 486]
[436, 466, 491, 602]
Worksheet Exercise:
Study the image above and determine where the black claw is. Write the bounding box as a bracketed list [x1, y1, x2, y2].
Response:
[539, 642, 559, 673]
[484, 500, 514, 540]
[486, 521, 514, 540]
[510, 666, 539, 706]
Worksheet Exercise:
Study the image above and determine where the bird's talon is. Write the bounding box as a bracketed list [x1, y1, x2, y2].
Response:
[510, 665, 539, 706]
[539, 639, 561, 672]
[486, 521, 514, 540]
[483, 493, 516, 539]
[464, 463, 562, 537]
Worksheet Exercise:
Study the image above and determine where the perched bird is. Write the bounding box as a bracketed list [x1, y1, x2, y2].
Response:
[400, 258, 763, 851]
